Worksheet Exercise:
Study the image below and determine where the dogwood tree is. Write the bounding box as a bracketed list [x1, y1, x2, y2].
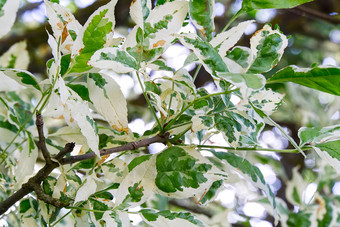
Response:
[0, 0, 340, 226]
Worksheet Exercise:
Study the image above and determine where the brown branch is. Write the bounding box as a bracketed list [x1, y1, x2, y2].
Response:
[36, 112, 51, 163]
[61, 133, 169, 165]
[292, 5, 340, 24]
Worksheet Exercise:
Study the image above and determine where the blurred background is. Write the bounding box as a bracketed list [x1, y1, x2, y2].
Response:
[1, 0, 340, 226]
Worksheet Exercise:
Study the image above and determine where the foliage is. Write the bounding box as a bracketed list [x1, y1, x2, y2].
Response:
[0, 0, 340, 226]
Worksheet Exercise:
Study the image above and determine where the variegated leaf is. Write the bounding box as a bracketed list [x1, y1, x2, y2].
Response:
[88, 47, 137, 73]
[45, 0, 82, 54]
[70, 0, 118, 73]
[299, 125, 340, 146]
[88, 72, 129, 132]
[189, 0, 215, 40]
[0, 41, 29, 69]
[129, 0, 151, 29]
[313, 140, 340, 174]
[0, 69, 41, 91]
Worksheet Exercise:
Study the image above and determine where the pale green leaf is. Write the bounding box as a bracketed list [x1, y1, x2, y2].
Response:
[248, 24, 288, 74]
[298, 125, 340, 146]
[88, 72, 129, 132]
[88, 47, 137, 73]
[189, 0, 215, 40]
[70, 0, 118, 73]
[0, 41, 29, 69]
[267, 65, 340, 96]
[0, 0, 20, 39]
[313, 140, 340, 174]
[74, 173, 97, 203]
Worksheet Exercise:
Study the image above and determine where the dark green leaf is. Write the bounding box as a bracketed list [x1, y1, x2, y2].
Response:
[128, 155, 152, 172]
[67, 84, 90, 102]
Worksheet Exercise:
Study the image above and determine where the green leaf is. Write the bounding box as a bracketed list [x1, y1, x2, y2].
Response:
[314, 140, 340, 174]
[67, 84, 90, 102]
[298, 125, 340, 146]
[89, 198, 109, 220]
[247, 24, 288, 74]
[155, 146, 212, 193]
[267, 65, 340, 96]
[242, 0, 313, 11]
[70, 1, 118, 73]
[128, 155, 152, 172]
[140, 209, 205, 227]
[189, 0, 215, 40]
[286, 211, 311, 227]
[200, 180, 223, 204]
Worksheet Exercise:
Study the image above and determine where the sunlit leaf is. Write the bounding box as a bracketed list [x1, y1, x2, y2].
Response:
[88, 72, 129, 132]
[0, 0, 20, 39]
[267, 65, 340, 96]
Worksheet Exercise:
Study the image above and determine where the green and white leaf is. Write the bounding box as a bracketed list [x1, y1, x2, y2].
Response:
[0, 69, 41, 91]
[74, 173, 98, 204]
[212, 151, 277, 217]
[189, 0, 215, 40]
[70, 0, 118, 73]
[14, 136, 38, 188]
[224, 46, 252, 73]
[0, 0, 20, 39]
[143, 1, 188, 50]
[45, 0, 82, 54]
[247, 24, 288, 74]
[313, 140, 340, 174]
[88, 72, 129, 132]
[0, 41, 29, 69]
[100, 210, 131, 227]
[88, 47, 137, 73]
[155, 146, 224, 200]
[285, 167, 307, 206]
[299, 124, 340, 146]
[218, 72, 266, 98]
[101, 158, 128, 183]
[267, 65, 340, 96]
[140, 209, 205, 227]
[210, 20, 254, 57]
[114, 155, 156, 207]
[249, 89, 284, 115]
[178, 33, 229, 77]
[129, 0, 151, 29]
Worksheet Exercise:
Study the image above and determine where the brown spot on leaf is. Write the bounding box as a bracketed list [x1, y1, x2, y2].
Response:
[61, 26, 69, 44]
[153, 40, 166, 48]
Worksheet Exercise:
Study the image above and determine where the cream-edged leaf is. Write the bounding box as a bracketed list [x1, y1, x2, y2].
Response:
[88, 72, 129, 132]
[129, 0, 151, 29]
[74, 174, 97, 203]
[45, 0, 82, 54]
[0, 69, 41, 91]
[0, 0, 20, 38]
[0, 41, 29, 69]
[313, 141, 340, 174]
[189, 0, 215, 40]
[249, 89, 284, 115]
[70, 0, 118, 73]
[210, 20, 255, 56]
[88, 47, 137, 73]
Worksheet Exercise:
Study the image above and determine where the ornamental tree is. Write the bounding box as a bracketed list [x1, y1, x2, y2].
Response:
[0, 0, 340, 226]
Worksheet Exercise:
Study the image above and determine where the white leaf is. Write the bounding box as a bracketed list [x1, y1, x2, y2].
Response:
[101, 211, 131, 227]
[129, 0, 151, 28]
[15, 140, 38, 188]
[0, 72, 25, 91]
[0, 0, 20, 39]
[210, 20, 255, 56]
[250, 89, 285, 115]
[0, 41, 29, 69]
[44, 0, 82, 54]
[88, 72, 129, 132]
[52, 172, 67, 199]
[74, 174, 97, 204]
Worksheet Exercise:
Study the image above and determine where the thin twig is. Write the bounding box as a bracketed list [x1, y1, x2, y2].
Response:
[292, 5, 340, 25]
[36, 112, 51, 163]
